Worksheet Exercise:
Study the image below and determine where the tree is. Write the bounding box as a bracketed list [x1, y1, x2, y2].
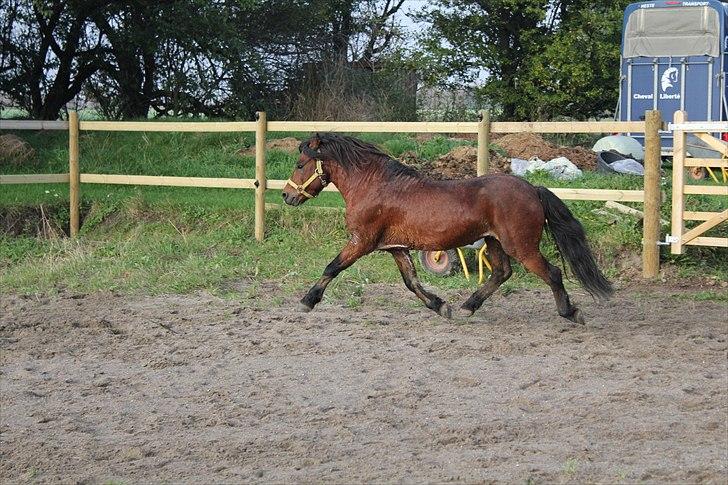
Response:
[286, 0, 412, 120]
[86, 0, 300, 119]
[1, 0, 414, 120]
[415, 0, 632, 120]
[344, 0, 406, 67]
[0, 0, 105, 119]
[415, 0, 550, 120]
[517, 1, 631, 120]
[86, 1, 163, 119]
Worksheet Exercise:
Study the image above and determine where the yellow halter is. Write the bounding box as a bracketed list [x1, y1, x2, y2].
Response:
[286, 159, 327, 199]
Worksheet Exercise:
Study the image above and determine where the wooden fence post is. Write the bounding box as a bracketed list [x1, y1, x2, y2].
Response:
[642, 110, 662, 278]
[671, 110, 687, 255]
[254, 111, 267, 241]
[477, 110, 490, 176]
[69, 110, 80, 237]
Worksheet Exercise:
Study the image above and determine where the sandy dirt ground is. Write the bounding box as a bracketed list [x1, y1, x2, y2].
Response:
[1, 282, 726, 484]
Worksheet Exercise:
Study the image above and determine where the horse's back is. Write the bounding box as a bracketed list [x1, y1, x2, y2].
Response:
[437, 174, 546, 250]
[372, 173, 544, 251]
[436, 173, 542, 214]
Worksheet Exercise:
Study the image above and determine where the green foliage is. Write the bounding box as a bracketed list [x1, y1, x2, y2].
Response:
[3, 0, 642, 122]
[414, 0, 549, 119]
[519, 2, 631, 120]
[680, 290, 728, 302]
[0, 0, 103, 118]
[414, 0, 633, 120]
[1, 1, 411, 120]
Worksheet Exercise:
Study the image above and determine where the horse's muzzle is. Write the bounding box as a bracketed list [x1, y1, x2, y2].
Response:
[282, 191, 302, 206]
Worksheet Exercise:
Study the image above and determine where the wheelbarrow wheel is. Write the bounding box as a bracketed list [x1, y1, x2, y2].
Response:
[688, 166, 707, 180]
[418, 250, 459, 276]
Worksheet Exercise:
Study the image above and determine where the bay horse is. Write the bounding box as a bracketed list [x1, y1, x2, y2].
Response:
[282, 133, 613, 324]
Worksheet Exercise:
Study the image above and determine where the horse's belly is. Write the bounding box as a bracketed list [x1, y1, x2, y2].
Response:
[383, 212, 489, 251]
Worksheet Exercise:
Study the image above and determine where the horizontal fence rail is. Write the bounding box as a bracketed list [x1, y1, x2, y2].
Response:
[80, 121, 257, 132]
[490, 121, 648, 134]
[265, 181, 645, 202]
[2, 119, 648, 134]
[0, 120, 68, 130]
[684, 237, 728, 248]
[667, 121, 728, 132]
[80, 174, 257, 189]
[684, 211, 726, 221]
[266, 120, 648, 134]
[684, 158, 728, 168]
[268, 121, 479, 133]
[4, 174, 645, 203]
[0, 173, 70, 184]
[683, 185, 728, 196]
[2, 111, 666, 276]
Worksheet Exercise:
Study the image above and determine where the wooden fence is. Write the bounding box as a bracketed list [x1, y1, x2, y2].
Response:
[1, 111, 663, 277]
[668, 111, 728, 253]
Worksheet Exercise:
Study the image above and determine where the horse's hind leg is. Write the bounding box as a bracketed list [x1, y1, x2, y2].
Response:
[389, 249, 451, 318]
[520, 252, 584, 324]
[458, 237, 512, 317]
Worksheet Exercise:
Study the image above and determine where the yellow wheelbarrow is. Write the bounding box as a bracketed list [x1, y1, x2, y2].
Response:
[418, 239, 492, 284]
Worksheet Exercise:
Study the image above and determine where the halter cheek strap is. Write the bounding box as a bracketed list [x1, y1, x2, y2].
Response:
[286, 159, 328, 199]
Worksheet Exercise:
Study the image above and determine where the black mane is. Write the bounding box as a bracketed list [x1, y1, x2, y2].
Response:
[301, 133, 422, 179]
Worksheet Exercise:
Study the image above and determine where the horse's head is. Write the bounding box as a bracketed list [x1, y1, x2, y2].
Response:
[282, 135, 329, 206]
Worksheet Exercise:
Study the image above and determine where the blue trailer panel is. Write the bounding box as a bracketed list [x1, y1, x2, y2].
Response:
[619, 0, 728, 150]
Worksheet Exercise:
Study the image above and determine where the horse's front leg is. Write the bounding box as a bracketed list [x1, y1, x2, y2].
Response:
[299, 240, 373, 312]
[389, 249, 451, 319]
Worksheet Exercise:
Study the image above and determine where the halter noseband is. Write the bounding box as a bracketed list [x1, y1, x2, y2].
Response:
[286, 159, 328, 199]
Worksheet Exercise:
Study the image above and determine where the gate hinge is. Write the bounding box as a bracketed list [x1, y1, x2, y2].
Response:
[657, 234, 680, 246]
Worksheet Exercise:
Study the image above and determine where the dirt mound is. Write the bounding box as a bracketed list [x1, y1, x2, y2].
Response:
[494, 132, 596, 171]
[239, 137, 300, 156]
[430, 145, 478, 179]
[0, 134, 36, 167]
[401, 145, 510, 180]
[268, 137, 301, 152]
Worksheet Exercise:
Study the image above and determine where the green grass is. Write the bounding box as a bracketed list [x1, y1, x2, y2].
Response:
[677, 290, 728, 302]
[0, 195, 569, 297]
[1, 197, 390, 295]
[1, 130, 726, 297]
[562, 457, 579, 476]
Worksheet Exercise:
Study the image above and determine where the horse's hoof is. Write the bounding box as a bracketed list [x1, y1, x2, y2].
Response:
[438, 303, 452, 319]
[457, 306, 474, 318]
[298, 303, 313, 313]
[570, 308, 586, 325]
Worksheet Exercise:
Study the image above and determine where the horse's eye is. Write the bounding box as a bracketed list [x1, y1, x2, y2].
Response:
[296, 164, 304, 170]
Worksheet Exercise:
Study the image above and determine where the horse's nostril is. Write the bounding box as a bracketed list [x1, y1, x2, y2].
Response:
[282, 192, 287, 200]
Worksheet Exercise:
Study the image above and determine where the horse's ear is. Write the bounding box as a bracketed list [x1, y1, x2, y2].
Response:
[309, 134, 321, 150]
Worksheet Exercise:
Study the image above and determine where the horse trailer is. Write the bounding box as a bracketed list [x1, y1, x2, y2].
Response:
[618, 0, 728, 156]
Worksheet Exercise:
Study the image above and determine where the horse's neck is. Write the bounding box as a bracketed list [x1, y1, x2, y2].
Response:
[328, 164, 387, 204]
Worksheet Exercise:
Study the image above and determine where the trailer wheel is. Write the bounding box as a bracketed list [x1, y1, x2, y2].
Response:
[688, 167, 707, 180]
[418, 250, 459, 276]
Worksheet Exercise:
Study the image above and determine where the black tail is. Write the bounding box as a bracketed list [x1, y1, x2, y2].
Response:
[536, 186, 614, 300]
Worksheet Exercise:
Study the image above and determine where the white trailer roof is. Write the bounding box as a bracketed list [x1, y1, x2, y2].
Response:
[624, 6, 720, 58]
